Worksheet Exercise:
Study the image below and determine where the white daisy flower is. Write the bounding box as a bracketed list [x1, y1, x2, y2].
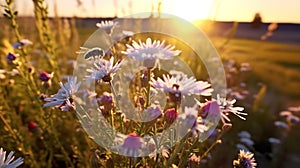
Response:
[86, 57, 121, 83]
[233, 150, 257, 168]
[216, 94, 247, 122]
[151, 73, 213, 98]
[122, 38, 181, 68]
[0, 147, 24, 168]
[43, 77, 81, 111]
[96, 20, 117, 34]
[197, 94, 246, 124]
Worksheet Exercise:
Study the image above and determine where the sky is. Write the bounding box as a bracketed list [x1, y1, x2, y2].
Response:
[2, 0, 300, 23]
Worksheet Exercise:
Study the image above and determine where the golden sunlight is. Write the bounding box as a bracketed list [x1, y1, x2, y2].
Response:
[164, 0, 213, 21]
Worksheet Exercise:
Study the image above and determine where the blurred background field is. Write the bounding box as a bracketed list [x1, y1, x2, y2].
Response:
[1, 0, 300, 167]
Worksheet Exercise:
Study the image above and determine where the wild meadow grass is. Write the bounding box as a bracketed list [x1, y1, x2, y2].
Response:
[213, 37, 300, 96]
[1, 1, 300, 167]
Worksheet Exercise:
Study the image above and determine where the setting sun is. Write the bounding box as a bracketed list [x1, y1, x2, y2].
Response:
[163, 0, 213, 21]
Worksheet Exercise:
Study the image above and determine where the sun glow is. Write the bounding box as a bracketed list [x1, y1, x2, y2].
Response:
[163, 0, 213, 21]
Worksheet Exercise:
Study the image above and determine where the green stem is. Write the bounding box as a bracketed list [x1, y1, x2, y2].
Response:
[178, 137, 199, 167]
[32, 0, 60, 83]
[200, 128, 227, 159]
[145, 68, 152, 108]
[109, 81, 120, 109]
[49, 117, 75, 168]
[0, 111, 38, 167]
[167, 133, 190, 166]
[110, 109, 115, 132]
[138, 122, 145, 135]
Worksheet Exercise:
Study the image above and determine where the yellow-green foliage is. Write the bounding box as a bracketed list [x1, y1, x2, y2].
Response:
[252, 84, 267, 112]
[213, 38, 300, 95]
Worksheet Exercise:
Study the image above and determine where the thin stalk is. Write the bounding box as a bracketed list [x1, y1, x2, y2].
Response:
[0, 111, 38, 167]
[49, 117, 75, 168]
[110, 109, 115, 132]
[145, 68, 152, 108]
[32, 0, 60, 82]
[200, 128, 226, 159]
[167, 133, 190, 166]
[178, 137, 199, 167]
[109, 81, 120, 109]
[3, 0, 45, 107]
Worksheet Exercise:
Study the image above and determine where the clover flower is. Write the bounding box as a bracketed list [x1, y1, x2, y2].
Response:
[96, 20, 117, 34]
[27, 121, 38, 132]
[151, 73, 213, 104]
[6, 52, 19, 64]
[199, 100, 221, 118]
[28, 66, 35, 74]
[43, 77, 81, 111]
[86, 57, 121, 83]
[122, 38, 181, 68]
[233, 150, 257, 168]
[98, 92, 114, 116]
[0, 147, 24, 168]
[39, 71, 54, 82]
[164, 108, 178, 124]
[39, 71, 54, 88]
[117, 133, 142, 157]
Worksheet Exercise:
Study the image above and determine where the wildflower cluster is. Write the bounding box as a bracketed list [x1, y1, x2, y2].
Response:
[0, 10, 258, 167]
[40, 20, 251, 167]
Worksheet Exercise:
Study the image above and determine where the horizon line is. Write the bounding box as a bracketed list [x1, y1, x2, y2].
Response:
[2, 15, 299, 24]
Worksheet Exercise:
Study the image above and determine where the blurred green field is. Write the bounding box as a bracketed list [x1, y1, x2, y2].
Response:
[207, 38, 300, 168]
[211, 37, 300, 98]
